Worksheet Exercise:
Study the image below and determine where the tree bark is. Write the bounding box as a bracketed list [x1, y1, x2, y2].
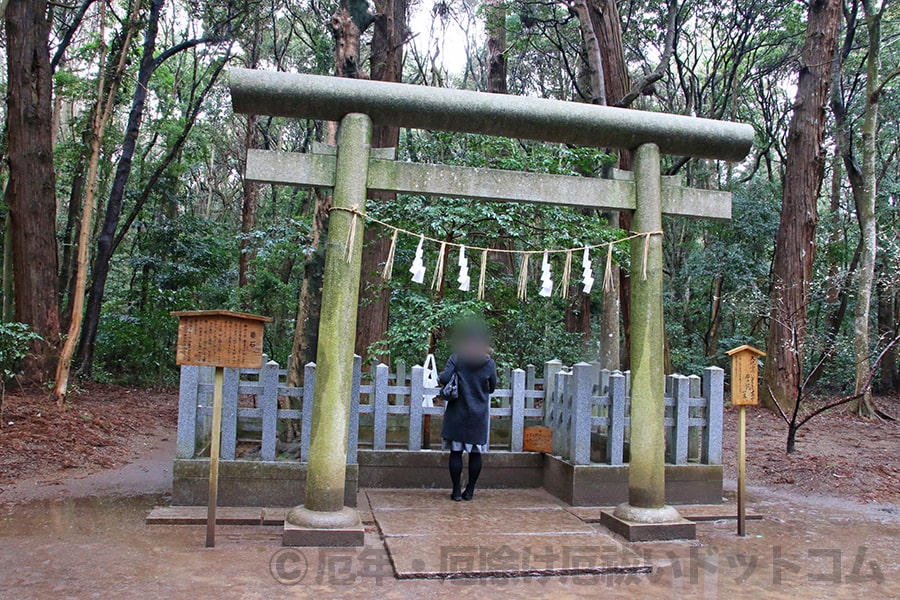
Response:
[572, 0, 606, 104]
[876, 286, 898, 392]
[238, 26, 261, 291]
[849, 0, 882, 417]
[353, 0, 407, 362]
[5, 0, 61, 381]
[763, 0, 840, 412]
[485, 0, 507, 94]
[77, 0, 165, 376]
[589, 0, 629, 368]
[59, 159, 85, 330]
[55, 0, 140, 404]
[288, 2, 371, 384]
[239, 114, 260, 290]
[704, 275, 724, 358]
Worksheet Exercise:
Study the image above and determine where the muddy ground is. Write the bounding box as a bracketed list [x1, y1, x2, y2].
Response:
[0, 383, 177, 497]
[721, 395, 899, 505]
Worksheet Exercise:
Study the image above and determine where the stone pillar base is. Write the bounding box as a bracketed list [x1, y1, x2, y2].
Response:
[600, 503, 696, 541]
[282, 506, 364, 547]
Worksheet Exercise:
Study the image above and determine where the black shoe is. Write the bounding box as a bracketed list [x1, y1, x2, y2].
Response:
[451, 490, 463, 502]
[462, 487, 474, 501]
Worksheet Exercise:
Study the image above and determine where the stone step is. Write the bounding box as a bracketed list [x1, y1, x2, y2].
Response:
[566, 504, 763, 523]
[146, 506, 374, 526]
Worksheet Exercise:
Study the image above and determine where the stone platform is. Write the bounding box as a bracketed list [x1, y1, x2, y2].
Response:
[366, 489, 651, 579]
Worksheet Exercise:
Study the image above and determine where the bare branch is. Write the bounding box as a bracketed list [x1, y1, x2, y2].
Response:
[152, 35, 228, 70]
[614, 0, 679, 108]
[51, 0, 97, 71]
[766, 383, 791, 425]
[797, 335, 900, 428]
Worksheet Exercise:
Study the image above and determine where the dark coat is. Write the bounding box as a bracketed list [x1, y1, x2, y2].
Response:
[438, 353, 497, 445]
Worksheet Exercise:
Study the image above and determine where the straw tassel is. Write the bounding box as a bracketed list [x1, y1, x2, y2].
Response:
[641, 233, 651, 280]
[478, 249, 488, 300]
[517, 253, 531, 301]
[345, 204, 360, 263]
[381, 229, 398, 281]
[431, 241, 448, 290]
[559, 250, 572, 298]
[602, 242, 615, 292]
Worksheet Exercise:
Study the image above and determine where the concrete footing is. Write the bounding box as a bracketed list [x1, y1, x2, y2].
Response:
[600, 504, 697, 541]
[282, 506, 364, 547]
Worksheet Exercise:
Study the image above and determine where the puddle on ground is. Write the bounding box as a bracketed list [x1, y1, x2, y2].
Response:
[0, 490, 897, 599]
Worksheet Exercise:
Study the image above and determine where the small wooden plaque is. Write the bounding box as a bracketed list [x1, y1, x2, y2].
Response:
[172, 310, 272, 369]
[726, 345, 766, 406]
[523, 425, 553, 453]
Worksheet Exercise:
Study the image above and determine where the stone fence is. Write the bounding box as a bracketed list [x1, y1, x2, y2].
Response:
[175, 356, 723, 468]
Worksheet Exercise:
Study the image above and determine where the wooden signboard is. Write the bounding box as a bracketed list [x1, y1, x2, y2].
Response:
[523, 426, 553, 453]
[172, 310, 272, 369]
[726, 344, 765, 406]
[726, 344, 765, 537]
[171, 309, 271, 548]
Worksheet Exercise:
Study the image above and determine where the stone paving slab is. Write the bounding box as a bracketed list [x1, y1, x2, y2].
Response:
[566, 505, 763, 523]
[366, 488, 566, 511]
[384, 533, 651, 579]
[374, 504, 595, 537]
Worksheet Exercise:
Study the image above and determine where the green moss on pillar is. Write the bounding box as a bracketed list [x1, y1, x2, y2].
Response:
[303, 113, 372, 514]
[626, 143, 666, 509]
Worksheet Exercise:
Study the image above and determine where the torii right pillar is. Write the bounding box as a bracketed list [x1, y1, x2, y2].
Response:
[601, 143, 697, 541]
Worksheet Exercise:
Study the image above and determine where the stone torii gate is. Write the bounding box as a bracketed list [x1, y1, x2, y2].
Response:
[229, 69, 753, 545]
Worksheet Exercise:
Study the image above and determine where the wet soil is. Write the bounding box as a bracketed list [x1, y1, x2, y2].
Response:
[0, 383, 177, 502]
[721, 394, 900, 504]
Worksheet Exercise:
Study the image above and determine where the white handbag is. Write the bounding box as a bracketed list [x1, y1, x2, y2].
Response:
[422, 353, 440, 408]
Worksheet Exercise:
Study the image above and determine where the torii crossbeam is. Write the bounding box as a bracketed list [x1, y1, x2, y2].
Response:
[229, 69, 754, 545]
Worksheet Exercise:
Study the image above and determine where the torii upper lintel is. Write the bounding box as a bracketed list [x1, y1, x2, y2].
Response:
[230, 68, 754, 162]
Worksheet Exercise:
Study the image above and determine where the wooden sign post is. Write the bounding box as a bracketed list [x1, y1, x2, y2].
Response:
[726, 344, 765, 537]
[172, 310, 272, 547]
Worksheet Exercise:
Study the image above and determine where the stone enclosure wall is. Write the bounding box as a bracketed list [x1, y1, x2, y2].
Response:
[171, 357, 725, 507]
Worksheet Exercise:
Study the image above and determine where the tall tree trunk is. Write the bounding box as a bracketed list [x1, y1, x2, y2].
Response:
[238, 27, 261, 291]
[599, 213, 620, 369]
[572, 0, 605, 104]
[288, 1, 372, 385]
[849, 0, 882, 417]
[5, 0, 61, 382]
[77, 0, 165, 376]
[589, 0, 629, 368]
[55, 0, 139, 404]
[288, 183, 334, 383]
[763, 0, 840, 412]
[59, 159, 85, 327]
[2, 213, 13, 322]
[876, 285, 898, 393]
[239, 114, 260, 290]
[353, 0, 407, 363]
[704, 275, 724, 358]
[485, 0, 506, 94]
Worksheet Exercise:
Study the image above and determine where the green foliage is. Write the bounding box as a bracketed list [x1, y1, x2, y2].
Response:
[0, 322, 41, 384]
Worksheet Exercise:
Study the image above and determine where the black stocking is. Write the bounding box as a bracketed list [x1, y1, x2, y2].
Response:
[465, 452, 483, 494]
[449, 450, 463, 495]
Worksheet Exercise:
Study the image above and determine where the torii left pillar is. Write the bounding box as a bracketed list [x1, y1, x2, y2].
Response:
[283, 113, 371, 546]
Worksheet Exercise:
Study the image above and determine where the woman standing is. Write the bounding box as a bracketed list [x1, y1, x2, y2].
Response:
[438, 326, 497, 501]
